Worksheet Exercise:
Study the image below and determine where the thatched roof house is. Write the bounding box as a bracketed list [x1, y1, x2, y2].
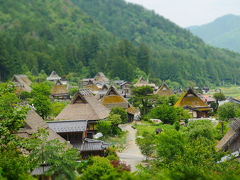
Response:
[134, 77, 156, 89]
[101, 86, 136, 122]
[217, 119, 240, 153]
[174, 88, 211, 118]
[47, 71, 61, 81]
[51, 80, 70, 99]
[156, 82, 174, 96]
[12, 74, 32, 93]
[55, 89, 110, 121]
[17, 110, 72, 148]
[94, 72, 109, 82]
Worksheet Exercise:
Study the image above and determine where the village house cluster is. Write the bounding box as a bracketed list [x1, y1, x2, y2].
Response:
[12, 71, 240, 167]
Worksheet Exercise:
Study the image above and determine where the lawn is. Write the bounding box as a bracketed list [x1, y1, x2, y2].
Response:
[134, 122, 178, 137]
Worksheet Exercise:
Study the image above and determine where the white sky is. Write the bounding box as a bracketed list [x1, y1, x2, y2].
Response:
[126, 0, 240, 27]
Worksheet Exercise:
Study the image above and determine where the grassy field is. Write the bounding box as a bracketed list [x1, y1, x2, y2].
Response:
[210, 86, 240, 99]
[134, 122, 181, 136]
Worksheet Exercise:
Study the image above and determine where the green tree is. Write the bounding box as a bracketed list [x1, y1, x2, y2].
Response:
[108, 114, 122, 135]
[96, 120, 112, 136]
[110, 107, 128, 124]
[213, 92, 226, 110]
[81, 156, 120, 180]
[131, 86, 153, 115]
[0, 82, 29, 145]
[218, 102, 240, 137]
[31, 83, 51, 119]
[26, 129, 79, 179]
[150, 105, 178, 124]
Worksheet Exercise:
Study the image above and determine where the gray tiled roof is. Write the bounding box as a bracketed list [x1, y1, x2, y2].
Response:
[73, 138, 110, 152]
[31, 166, 50, 175]
[47, 120, 87, 133]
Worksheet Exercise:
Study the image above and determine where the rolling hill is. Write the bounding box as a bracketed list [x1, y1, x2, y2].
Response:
[189, 14, 240, 53]
[1, 0, 240, 87]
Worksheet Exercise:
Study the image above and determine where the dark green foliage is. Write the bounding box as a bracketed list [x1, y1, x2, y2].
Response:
[0, 82, 29, 145]
[110, 107, 128, 124]
[0, 145, 32, 180]
[1, 0, 240, 86]
[80, 156, 118, 180]
[26, 129, 79, 179]
[131, 86, 153, 115]
[74, 0, 240, 86]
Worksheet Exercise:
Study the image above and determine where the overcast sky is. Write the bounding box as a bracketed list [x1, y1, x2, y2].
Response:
[126, 0, 240, 27]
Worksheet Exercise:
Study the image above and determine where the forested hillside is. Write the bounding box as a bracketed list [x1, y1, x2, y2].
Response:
[189, 14, 240, 53]
[1, 0, 240, 87]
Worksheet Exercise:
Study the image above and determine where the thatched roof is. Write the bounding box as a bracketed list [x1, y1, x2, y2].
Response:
[134, 77, 156, 88]
[174, 88, 211, 111]
[217, 119, 240, 152]
[156, 82, 174, 96]
[51, 80, 69, 96]
[12, 74, 32, 92]
[101, 86, 135, 115]
[55, 89, 110, 121]
[94, 72, 109, 82]
[47, 71, 61, 81]
[17, 110, 72, 148]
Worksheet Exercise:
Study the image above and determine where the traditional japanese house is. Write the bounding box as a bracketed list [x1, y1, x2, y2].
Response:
[81, 78, 100, 93]
[17, 110, 72, 148]
[134, 77, 156, 90]
[96, 84, 110, 100]
[120, 82, 131, 98]
[156, 82, 174, 97]
[101, 86, 136, 122]
[73, 138, 110, 159]
[217, 119, 240, 162]
[55, 89, 110, 138]
[51, 80, 70, 100]
[12, 74, 32, 93]
[174, 88, 212, 118]
[47, 71, 61, 81]
[94, 72, 109, 83]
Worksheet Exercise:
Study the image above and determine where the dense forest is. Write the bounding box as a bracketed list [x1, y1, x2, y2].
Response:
[1, 0, 240, 87]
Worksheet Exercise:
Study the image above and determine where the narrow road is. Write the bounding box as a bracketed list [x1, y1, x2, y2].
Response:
[117, 123, 145, 172]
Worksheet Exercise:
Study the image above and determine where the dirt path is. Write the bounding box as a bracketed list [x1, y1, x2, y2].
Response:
[117, 123, 145, 172]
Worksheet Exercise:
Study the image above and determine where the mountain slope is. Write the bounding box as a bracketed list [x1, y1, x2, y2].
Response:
[189, 14, 240, 52]
[1, 0, 240, 86]
[70, 0, 240, 85]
